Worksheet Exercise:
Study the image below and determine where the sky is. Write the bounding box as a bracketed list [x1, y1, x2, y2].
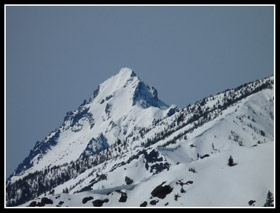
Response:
[5, 5, 274, 177]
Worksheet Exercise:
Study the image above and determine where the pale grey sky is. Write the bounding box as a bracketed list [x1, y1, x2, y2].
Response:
[6, 5, 274, 177]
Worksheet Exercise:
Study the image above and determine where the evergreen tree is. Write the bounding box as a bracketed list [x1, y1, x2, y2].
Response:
[264, 190, 274, 207]
[228, 155, 236, 166]
[63, 187, 69, 194]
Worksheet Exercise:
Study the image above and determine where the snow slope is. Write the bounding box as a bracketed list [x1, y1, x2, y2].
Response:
[6, 69, 274, 207]
[8, 68, 170, 182]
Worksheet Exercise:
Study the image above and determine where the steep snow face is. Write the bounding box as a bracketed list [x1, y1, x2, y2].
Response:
[85, 67, 168, 126]
[9, 68, 170, 181]
[6, 73, 274, 207]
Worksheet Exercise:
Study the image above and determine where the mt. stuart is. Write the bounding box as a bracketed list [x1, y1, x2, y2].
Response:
[6, 68, 274, 207]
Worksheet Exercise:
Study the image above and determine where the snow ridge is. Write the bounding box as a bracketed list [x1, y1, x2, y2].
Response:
[6, 69, 274, 207]
[8, 68, 170, 181]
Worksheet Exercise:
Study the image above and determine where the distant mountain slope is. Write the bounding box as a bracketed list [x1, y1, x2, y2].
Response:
[6, 69, 274, 207]
[8, 68, 170, 181]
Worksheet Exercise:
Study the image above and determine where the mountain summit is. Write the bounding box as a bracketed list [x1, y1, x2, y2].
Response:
[6, 69, 274, 207]
[9, 68, 171, 181]
[88, 67, 168, 111]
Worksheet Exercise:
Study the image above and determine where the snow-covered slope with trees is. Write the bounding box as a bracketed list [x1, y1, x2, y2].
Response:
[6, 68, 274, 207]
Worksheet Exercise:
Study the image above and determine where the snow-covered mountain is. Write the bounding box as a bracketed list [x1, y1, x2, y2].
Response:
[6, 68, 274, 207]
